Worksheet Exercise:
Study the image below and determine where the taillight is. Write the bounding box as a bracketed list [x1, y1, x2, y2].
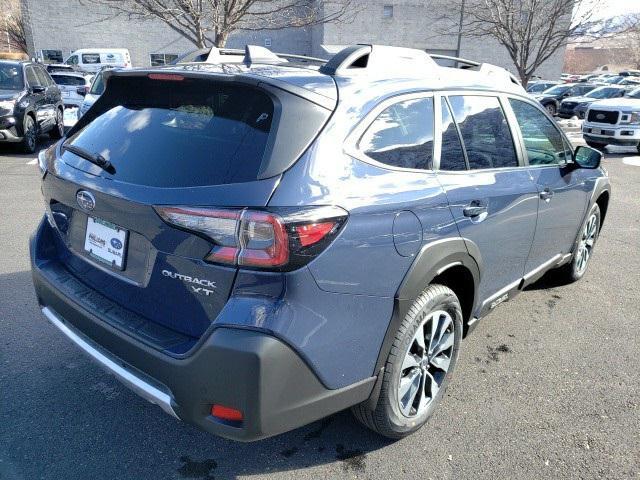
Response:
[155, 206, 347, 271]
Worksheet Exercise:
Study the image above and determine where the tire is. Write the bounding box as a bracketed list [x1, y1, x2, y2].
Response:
[49, 108, 64, 139]
[544, 103, 557, 116]
[352, 284, 462, 439]
[558, 203, 601, 283]
[637, 144, 640, 154]
[20, 115, 38, 154]
[586, 140, 606, 151]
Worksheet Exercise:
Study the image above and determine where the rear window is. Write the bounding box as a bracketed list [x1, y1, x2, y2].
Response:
[53, 75, 85, 86]
[63, 78, 274, 187]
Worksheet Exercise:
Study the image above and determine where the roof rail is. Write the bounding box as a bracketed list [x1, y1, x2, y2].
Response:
[320, 44, 439, 76]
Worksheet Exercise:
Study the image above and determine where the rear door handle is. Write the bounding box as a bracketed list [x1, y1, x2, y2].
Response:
[540, 189, 554, 202]
[463, 204, 488, 217]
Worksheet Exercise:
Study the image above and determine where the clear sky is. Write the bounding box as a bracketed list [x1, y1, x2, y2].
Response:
[575, 0, 640, 20]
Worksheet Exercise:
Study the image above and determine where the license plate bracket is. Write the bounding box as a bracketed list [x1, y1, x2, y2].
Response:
[84, 217, 128, 270]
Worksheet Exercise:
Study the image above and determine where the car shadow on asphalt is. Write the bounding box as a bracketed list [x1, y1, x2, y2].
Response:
[0, 136, 58, 159]
[1, 270, 394, 480]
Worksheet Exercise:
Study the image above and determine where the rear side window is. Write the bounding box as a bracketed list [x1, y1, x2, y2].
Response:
[439, 98, 466, 171]
[82, 53, 101, 64]
[359, 97, 434, 170]
[64, 78, 275, 187]
[448, 95, 518, 169]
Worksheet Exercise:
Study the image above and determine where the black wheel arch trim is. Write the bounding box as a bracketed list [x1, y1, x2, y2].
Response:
[372, 237, 481, 376]
[570, 179, 610, 253]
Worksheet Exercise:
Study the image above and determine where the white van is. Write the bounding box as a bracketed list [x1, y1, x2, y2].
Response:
[65, 48, 132, 72]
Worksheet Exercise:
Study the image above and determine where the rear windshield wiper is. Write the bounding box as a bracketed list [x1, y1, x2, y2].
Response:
[61, 143, 115, 174]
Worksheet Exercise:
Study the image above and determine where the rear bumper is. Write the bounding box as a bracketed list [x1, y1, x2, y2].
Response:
[30, 229, 375, 441]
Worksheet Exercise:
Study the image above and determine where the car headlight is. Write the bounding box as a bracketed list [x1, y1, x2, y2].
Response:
[0, 100, 15, 112]
[620, 112, 640, 124]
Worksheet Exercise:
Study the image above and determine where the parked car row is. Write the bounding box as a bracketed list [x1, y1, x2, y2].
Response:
[582, 87, 640, 153]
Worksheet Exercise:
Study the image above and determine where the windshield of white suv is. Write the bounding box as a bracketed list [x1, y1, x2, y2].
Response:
[586, 87, 622, 99]
[0, 63, 24, 91]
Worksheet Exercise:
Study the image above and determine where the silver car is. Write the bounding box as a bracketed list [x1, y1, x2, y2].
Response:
[50, 72, 93, 108]
[77, 67, 111, 119]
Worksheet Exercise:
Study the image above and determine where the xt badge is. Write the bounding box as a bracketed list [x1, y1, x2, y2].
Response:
[162, 270, 217, 297]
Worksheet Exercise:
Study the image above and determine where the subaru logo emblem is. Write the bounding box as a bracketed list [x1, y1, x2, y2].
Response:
[76, 190, 96, 211]
[596, 113, 605, 120]
[110, 238, 123, 250]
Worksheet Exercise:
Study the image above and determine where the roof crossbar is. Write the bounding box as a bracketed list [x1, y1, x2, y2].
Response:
[202, 46, 327, 66]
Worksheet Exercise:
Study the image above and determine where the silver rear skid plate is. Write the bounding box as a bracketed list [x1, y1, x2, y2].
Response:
[41, 306, 180, 420]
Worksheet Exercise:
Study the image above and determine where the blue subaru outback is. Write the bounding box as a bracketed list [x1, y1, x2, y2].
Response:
[30, 45, 611, 441]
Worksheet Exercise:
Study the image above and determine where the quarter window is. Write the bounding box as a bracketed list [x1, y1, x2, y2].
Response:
[359, 97, 434, 170]
[509, 99, 571, 165]
[448, 95, 519, 169]
[439, 98, 466, 171]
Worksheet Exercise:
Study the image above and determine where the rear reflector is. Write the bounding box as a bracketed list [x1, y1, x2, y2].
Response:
[211, 404, 243, 423]
[155, 206, 348, 271]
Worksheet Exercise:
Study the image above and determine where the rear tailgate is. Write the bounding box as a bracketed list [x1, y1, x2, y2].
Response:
[41, 70, 333, 348]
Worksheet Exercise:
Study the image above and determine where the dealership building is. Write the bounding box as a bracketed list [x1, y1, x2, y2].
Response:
[21, 0, 567, 79]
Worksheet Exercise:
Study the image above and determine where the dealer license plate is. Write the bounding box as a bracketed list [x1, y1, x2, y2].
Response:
[84, 217, 128, 270]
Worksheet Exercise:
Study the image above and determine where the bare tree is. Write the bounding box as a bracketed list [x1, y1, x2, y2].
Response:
[447, 0, 633, 86]
[1, 0, 28, 54]
[80, 0, 358, 48]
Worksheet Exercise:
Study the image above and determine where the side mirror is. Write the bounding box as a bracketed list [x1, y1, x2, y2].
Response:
[574, 146, 602, 169]
[30, 85, 45, 94]
[76, 86, 87, 96]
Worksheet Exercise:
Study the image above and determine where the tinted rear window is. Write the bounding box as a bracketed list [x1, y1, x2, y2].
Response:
[64, 78, 274, 187]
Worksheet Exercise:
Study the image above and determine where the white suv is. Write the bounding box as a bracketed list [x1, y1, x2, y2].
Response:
[582, 87, 640, 152]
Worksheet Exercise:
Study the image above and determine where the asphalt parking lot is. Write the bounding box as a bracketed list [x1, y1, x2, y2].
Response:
[1, 130, 639, 480]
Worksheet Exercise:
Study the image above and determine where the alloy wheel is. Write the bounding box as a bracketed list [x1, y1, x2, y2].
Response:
[24, 117, 36, 151]
[398, 310, 454, 417]
[575, 213, 598, 275]
[56, 110, 64, 136]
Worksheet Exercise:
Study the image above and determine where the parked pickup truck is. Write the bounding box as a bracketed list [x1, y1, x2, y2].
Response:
[583, 87, 640, 152]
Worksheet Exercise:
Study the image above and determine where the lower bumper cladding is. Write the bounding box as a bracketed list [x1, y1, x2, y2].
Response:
[31, 220, 376, 441]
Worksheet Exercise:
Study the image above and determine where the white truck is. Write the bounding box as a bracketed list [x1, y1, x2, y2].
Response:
[582, 87, 640, 153]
